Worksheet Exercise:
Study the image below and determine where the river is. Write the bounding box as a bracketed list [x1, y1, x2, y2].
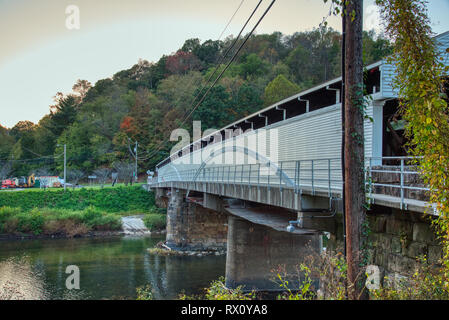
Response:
[0, 235, 226, 300]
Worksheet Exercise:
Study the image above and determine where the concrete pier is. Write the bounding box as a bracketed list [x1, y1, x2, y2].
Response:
[166, 188, 228, 251]
[225, 216, 321, 291]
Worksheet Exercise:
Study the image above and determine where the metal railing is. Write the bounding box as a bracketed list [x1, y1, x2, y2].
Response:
[366, 156, 430, 210]
[151, 158, 343, 197]
[150, 156, 431, 210]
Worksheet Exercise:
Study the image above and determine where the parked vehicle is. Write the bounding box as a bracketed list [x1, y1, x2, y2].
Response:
[1, 179, 16, 189]
[35, 176, 63, 188]
[13, 174, 36, 188]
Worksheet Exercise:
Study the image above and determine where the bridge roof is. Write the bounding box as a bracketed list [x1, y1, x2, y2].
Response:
[156, 60, 383, 169]
[157, 31, 449, 169]
[200, 60, 382, 140]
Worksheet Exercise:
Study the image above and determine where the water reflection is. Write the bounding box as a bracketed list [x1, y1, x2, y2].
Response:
[0, 236, 226, 300]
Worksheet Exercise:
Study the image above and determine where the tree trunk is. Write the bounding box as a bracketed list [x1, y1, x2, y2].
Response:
[343, 0, 367, 300]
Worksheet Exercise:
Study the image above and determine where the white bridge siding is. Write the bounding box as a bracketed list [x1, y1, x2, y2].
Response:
[380, 61, 397, 99]
[156, 32, 448, 190]
[158, 99, 380, 193]
[152, 31, 449, 214]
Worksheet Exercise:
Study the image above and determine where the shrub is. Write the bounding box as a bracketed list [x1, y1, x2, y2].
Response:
[42, 219, 90, 237]
[205, 277, 255, 300]
[136, 285, 154, 300]
[80, 206, 121, 231]
[91, 214, 122, 231]
[272, 248, 349, 300]
[370, 256, 449, 300]
[143, 214, 166, 231]
[0, 207, 21, 222]
[16, 210, 45, 235]
[1, 218, 19, 234]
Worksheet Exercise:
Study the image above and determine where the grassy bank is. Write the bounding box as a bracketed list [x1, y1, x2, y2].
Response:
[143, 207, 166, 231]
[0, 206, 122, 237]
[0, 186, 163, 237]
[0, 186, 154, 212]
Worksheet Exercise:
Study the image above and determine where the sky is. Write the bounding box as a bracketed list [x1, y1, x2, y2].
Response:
[0, 0, 448, 129]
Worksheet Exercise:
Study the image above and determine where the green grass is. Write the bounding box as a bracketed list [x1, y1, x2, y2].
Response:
[143, 214, 166, 231]
[143, 206, 167, 231]
[0, 206, 122, 236]
[0, 186, 155, 212]
[0, 185, 157, 237]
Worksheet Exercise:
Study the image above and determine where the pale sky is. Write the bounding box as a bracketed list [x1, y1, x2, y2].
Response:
[0, 0, 448, 128]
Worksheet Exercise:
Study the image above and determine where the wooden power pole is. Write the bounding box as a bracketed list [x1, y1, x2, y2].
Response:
[343, 0, 366, 300]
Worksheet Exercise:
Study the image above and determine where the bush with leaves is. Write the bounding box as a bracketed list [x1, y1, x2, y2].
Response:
[370, 256, 449, 300]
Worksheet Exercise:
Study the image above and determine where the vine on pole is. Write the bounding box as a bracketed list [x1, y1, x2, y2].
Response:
[375, 0, 449, 287]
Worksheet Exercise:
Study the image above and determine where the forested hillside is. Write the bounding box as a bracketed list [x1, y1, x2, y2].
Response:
[0, 28, 391, 178]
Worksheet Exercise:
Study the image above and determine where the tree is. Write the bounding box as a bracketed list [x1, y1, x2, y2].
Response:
[285, 27, 342, 86]
[0, 162, 12, 180]
[362, 30, 393, 65]
[0, 125, 14, 159]
[67, 169, 84, 189]
[238, 53, 269, 80]
[114, 162, 134, 186]
[231, 84, 263, 119]
[193, 39, 222, 66]
[181, 38, 201, 54]
[263, 75, 301, 107]
[192, 85, 232, 131]
[9, 121, 35, 141]
[165, 51, 202, 75]
[72, 79, 92, 103]
[93, 168, 111, 188]
[9, 121, 38, 162]
[48, 95, 78, 136]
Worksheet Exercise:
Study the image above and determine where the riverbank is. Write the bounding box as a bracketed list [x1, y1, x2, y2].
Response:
[0, 186, 167, 240]
[0, 207, 167, 240]
[0, 229, 167, 241]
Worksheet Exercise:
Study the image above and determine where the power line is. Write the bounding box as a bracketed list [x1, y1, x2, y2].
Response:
[140, 0, 269, 161]
[0, 153, 64, 163]
[182, 0, 263, 122]
[218, 0, 246, 40]
[137, 1, 254, 161]
[179, 0, 273, 129]
[143, 0, 276, 162]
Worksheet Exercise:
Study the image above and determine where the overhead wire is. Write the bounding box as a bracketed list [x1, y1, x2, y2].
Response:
[136, 0, 252, 161]
[142, 0, 276, 163]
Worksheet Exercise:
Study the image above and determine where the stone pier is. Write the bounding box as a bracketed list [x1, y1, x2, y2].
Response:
[165, 188, 228, 251]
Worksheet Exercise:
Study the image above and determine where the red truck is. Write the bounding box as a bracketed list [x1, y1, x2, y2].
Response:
[1, 179, 16, 189]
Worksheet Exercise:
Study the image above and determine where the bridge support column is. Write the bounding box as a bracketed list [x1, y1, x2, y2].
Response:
[166, 188, 228, 251]
[225, 216, 322, 291]
[154, 187, 169, 208]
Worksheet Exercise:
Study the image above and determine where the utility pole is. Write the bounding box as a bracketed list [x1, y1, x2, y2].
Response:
[128, 138, 139, 183]
[134, 141, 138, 182]
[64, 144, 67, 191]
[343, 0, 366, 300]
